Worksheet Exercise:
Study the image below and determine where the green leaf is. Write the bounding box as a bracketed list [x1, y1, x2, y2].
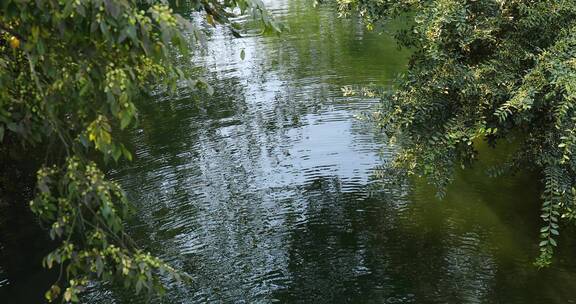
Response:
[121, 145, 133, 161]
[120, 111, 132, 130]
[135, 277, 143, 294]
[112, 146, 122, 162]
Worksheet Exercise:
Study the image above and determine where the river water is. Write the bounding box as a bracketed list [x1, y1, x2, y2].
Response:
[3, 0, 576, 303]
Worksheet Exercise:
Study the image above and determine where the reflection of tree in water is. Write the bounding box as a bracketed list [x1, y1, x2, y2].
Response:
[93, 1, 576, 303]
[268, 163, 576, 304]
[108, 4, 497, 303]
[259, 0, 410, 88]
[271, 176, 427, 303]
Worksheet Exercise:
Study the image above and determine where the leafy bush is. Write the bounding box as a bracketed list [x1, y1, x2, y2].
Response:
[338, 0, 576, 266]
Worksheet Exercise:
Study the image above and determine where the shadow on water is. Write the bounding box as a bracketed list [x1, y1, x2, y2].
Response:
[0, 205, 56, 304]
[0, 156, 57, 303]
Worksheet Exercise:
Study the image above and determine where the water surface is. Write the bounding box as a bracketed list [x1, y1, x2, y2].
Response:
[99, 1, 576, 303]
[3, 0, 576, 303]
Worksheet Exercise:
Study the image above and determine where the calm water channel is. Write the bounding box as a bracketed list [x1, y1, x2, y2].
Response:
[3, 0, 576, 303]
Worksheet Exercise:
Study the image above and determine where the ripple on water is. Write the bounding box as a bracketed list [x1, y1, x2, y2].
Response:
[92, 0, 576, 303]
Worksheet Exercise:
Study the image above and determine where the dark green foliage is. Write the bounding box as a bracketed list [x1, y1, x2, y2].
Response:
[338, 0, 576, 266]
[0, 0, 279, 302]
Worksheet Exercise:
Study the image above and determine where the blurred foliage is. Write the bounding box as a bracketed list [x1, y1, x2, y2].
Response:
[337, 0, 576, 266]
[0, 0, 280, 302]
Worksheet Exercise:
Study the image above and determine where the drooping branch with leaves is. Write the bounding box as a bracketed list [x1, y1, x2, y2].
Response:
[0, 0, 279, 302]
[337, 0, 576, 266]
